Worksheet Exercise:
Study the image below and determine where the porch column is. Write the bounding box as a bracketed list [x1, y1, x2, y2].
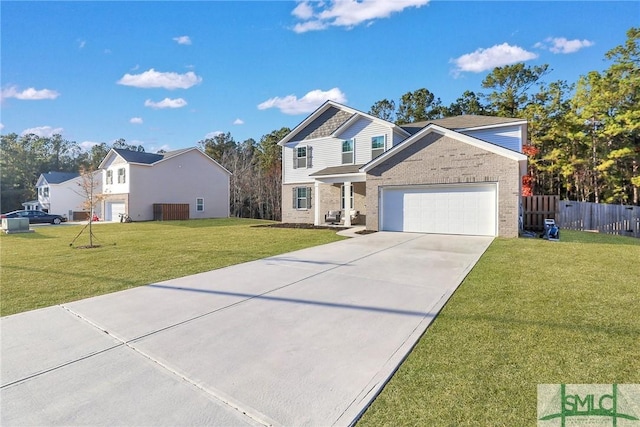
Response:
[314, 181, 320, 226]
[344, 181, 352, 227]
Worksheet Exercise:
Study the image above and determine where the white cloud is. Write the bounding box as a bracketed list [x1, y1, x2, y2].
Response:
[233, 118, 244, 125]
[117, 68, 202, 89]
[130, 117, 143, 124]
[258, 88, 347, 115]
[1, 86, 60, 100]
[152, 144, 172, 152]
[292, 0, 429, 33]
[173, 35, 192, 45]
[451, 43, 538, 74]
[535, 37, 594, 54]
[292, 2, 315, 19]
[21, 126, 64, 137]
[205, 131, 224, 139]
[144, 98, 188, 109]
[0, 123, 4, 130]
[79, 141, 100, 151]
[78, 39, 86, 49]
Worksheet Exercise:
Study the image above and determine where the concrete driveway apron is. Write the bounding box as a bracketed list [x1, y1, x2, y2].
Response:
[1, 232, 492, 426]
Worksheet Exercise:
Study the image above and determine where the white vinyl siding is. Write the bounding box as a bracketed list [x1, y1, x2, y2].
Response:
[283, 119, 397, 184]
[335, 117, 393, 165]
[463, 125, 523, 153]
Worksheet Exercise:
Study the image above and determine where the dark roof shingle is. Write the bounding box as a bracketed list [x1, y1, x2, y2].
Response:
[42, 171, 79, 184]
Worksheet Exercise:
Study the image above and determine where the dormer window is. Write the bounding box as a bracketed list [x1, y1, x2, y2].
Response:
[342, 139, 354, 164]
[372, 135, 385, 159]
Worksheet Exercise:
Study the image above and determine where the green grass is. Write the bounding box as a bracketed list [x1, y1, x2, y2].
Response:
[0, 218, 345, 316]
[358, 230, 640, 426]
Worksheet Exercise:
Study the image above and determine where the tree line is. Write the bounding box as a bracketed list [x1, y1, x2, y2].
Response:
[368, 28, 639, 205]
[2, 27, 637, 217]
[0, 131, 288, 220]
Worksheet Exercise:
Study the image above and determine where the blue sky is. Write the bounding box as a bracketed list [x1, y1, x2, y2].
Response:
[1, 1, 638, 152]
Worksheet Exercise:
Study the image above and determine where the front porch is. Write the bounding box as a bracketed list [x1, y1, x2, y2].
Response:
[310, 166, 366, 227]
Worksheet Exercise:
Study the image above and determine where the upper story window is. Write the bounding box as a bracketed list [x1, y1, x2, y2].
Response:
[196, 198, 204, 212]
[41, 187, 49, 197]
[342, 139, 354, 164]
[106, 170, 113, 185]
[372, 135, 385, 159]
[293, 146, 312, 169]
[117, 168, 126, 184]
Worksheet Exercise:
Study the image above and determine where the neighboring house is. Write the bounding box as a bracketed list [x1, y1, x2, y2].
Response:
[98, 147, 230, 222]
[279, 101, 528, 237]
[33, 171, 102, 219]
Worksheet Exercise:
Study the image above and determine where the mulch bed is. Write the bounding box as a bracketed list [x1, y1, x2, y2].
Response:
[253, 223, 349, 230]
[355, 229, 377, 235]
[254, 222, 378, 235]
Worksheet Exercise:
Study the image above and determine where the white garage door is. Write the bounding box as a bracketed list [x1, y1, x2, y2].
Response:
[106, 202, 126, 222]
[381, 184, 497, 236]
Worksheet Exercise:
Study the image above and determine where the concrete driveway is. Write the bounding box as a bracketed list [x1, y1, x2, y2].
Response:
[1, 232, 492, 426]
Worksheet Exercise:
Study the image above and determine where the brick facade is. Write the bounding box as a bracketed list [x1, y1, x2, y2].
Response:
[365, 132, 521, 237]
[282, 182, 367, 225]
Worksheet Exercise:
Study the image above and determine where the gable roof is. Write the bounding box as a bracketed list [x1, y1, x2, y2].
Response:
[401, 115, 526, 135]
[39, 171, 79, 185]
[278, 100, 410, 146]
[112, 148, 164, 164]
[361, 124, 527, 173]
[98, 147, 232, 175]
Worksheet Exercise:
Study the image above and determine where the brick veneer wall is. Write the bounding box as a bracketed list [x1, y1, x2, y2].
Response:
[282, 181, 368, 225]
[282, 182, 315, 223]
[365, 132, 521, 237]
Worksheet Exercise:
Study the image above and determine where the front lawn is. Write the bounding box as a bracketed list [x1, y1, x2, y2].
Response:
[358, 230, 640, 426]
[0, 218, 345, 316]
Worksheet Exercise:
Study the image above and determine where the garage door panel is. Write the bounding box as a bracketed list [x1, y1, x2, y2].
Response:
[107, 202, 126, 222]
[381, 184, 497, 236]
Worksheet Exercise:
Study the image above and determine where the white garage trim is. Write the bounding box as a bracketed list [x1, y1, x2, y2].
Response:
[106, 202, 126, 222]
[380, 183, 498, 236]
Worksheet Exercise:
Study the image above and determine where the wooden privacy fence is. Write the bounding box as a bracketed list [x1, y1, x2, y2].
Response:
[153, 203, 189, 221]
[556, 201, 640, 238]
[522, 196, 640, 238]
[522, 195, 559, 231]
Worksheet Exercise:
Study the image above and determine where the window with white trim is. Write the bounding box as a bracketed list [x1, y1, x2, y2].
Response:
[294, 146, 312, 169]
[371, 135, 385, 159]
[196, 198, 204, 212]
[42, 187, 49, 197]
[117, 168, 126, 184]
[342, 139, 354, 164]
[293, 186, 312, 210]
[106, 170, 113, 184]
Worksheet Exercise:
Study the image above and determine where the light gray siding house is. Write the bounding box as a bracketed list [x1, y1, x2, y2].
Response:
[279, 101, 527, 237]
[99, 148, 230, 222]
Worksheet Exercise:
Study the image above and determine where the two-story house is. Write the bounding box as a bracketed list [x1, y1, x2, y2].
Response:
[29, 171, 102, 220]
[99, 147, 231, 221]
[279, 101, 528, 237]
